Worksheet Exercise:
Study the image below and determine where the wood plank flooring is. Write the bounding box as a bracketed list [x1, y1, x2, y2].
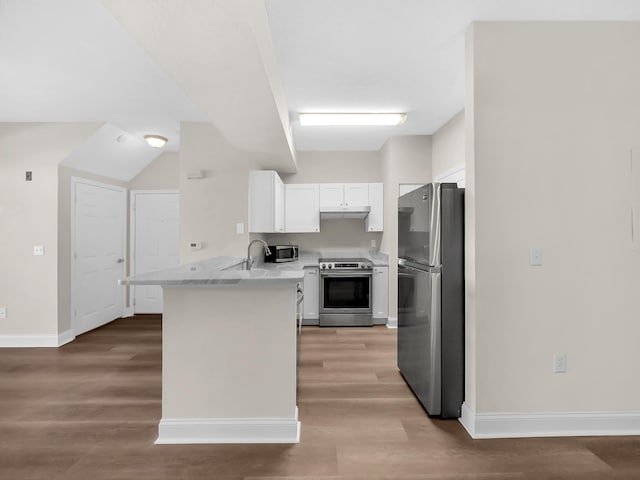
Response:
[1, 316, 639, 479]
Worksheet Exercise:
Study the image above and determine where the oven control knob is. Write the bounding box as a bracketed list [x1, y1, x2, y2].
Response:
[328, 264, 333, 269]
[321, 264, 326, 269]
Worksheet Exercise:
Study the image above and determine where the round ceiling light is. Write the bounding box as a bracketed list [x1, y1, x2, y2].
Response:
[144, 134, 168, 148]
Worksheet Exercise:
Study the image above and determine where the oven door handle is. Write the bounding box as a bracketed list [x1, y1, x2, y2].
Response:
[320, 271, 373, 277]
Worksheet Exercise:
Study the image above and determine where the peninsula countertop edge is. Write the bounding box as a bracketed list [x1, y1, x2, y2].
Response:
[119, 256, 304, 286]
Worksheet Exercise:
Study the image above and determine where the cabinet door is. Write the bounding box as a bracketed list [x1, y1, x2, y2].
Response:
[274, 175, 285, 233]
[303, 267, 320, 322]
[344, 183, 369, 207]
[319, 184, 344, 207]
[285, 184, 320, 233]
[366, 183, 384, 232]
[372, 266, 389, 319]
[249, 170, 281, 233]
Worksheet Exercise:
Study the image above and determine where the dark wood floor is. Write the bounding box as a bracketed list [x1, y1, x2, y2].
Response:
[1, 316, 639, 479]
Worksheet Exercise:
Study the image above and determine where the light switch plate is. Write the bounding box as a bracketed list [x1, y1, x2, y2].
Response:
[0, 307, 6, 319]
[529, 247, 543, 266]
[553, 353, 567, 373]
[236, 222, 245, 234]
[33, 245, 44, 256]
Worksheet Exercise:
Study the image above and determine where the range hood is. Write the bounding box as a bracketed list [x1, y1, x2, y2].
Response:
[320, 205, 371, 219]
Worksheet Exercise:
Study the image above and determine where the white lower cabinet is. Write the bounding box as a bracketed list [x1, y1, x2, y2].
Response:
[302, 267, 320, 324]
[372, 266, 389, 321]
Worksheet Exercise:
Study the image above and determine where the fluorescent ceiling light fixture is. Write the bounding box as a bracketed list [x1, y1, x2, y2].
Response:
[144, 134, 168, 148]
[299, 113, 407, 126]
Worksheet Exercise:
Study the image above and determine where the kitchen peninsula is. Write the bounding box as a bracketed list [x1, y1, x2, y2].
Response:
[120, 256, 304, 444]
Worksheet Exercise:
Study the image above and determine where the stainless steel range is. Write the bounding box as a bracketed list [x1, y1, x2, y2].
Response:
[319, 258, 373, 327]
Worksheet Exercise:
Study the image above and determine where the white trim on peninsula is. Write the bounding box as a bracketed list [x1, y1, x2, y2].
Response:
[0, 329, 75, 348]
[386, 316, 398, 328]
[460, 402, 640, 439]
[156, 409, 301, 444]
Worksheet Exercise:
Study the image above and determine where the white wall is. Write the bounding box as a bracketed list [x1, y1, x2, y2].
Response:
[128, 152, 180, 190]
[179, 122, 264, 262]
[0, 123, 99, 339]
[467, 22, 640, 417]
[432, 110, 465, 181]
[381, 135, 432, 319]
[280, 151, 381, 183]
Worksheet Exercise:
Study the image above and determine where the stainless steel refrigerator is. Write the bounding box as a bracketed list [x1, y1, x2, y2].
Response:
[397, 183, 464, 418]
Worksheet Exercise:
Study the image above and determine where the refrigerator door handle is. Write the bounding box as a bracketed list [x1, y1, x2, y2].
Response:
[398, 258, 441, 274]
[428, 270, 442, 415]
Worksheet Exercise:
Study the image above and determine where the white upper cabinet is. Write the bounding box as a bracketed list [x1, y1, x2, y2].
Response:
[319, 184, 344, 207]
[320, 183, 370, 208]
[344, 183, 370, 207]
[248, 170, 285, 233]
[366, 183, 384, 232]
[285, 184, 320, 233]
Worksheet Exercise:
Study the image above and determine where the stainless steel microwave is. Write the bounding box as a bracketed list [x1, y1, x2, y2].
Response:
[265, 245, 299, 263]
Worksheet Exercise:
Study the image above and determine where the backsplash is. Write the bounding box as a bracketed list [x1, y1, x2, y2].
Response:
[263, 218, 383, 252]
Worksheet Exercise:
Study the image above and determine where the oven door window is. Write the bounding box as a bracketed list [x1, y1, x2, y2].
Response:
[323, 276, 370, 309]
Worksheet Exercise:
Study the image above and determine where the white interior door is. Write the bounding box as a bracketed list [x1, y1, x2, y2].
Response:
[73, 179, 127, 335]
[132, 191, 179, 313]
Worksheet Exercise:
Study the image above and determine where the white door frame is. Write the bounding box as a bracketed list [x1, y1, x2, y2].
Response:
[129, 190, 179, 313]
[70, 177, 128, 335]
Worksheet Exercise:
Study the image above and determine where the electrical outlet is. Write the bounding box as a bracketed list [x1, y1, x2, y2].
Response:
[553, 353, 567, 373]
[0, 307, 6, 319]
[236, 222, 245, 234]
[371, 239, 377, 248]
[33, 245, 44, 256]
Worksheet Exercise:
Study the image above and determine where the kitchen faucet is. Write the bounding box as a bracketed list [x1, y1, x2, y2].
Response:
[245, 240, 271, 270]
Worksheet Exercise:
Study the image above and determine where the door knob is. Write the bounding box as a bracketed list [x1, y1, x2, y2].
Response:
[116, 258, 124, 264]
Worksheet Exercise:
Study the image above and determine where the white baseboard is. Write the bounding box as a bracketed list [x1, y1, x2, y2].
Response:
[57, 329, 75, 346]
[156, 408, 301, 444]
[386, 317, 398, 328]
[460, 402, 640, 439]
[0, 328, 75, 348]
[122, 306, 135, 318]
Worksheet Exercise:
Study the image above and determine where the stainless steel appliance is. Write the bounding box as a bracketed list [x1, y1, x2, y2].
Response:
[265, 245, 299, 263]
[397, 183, 464, 418]
[319, 258, 373, 326]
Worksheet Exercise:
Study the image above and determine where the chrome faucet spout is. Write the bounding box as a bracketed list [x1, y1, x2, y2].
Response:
[245, 240, 271, 270]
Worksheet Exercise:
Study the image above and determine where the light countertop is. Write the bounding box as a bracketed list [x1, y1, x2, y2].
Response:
[119, 256, 303, 287]
[119, 250, 388, 287]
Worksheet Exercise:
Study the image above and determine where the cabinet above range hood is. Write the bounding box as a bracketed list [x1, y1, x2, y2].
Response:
[320, 205, 371, 220]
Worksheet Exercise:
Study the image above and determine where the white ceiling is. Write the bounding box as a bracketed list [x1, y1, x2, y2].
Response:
[265, 0, 640, 151]
[3, 0, 640, 175]
[0, 0, 206, 180]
